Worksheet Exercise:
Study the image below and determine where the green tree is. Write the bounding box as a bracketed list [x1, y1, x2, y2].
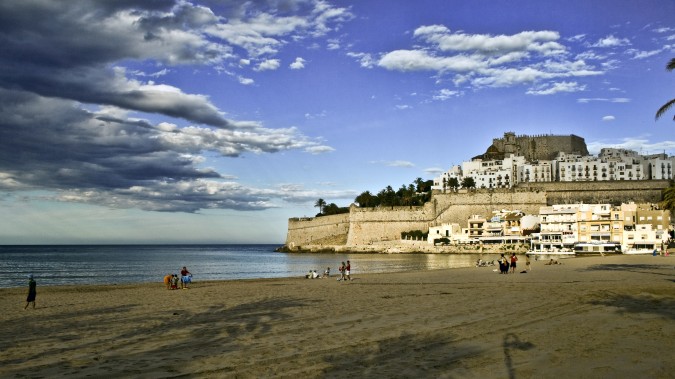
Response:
[448, 177, 460, 191]
[314, 198, 326, 215]
[656, 58, 675, 121]
[414, 177, 424, 193]
[355, 190, 378, 207]
[461, 176, 476, 189]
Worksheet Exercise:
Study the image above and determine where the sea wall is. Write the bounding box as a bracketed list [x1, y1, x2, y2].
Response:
[346, 202, 436, 245]
[285, 213, 350, 249]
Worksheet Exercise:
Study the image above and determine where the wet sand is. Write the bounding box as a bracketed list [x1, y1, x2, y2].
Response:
[1, 254, 673, 378]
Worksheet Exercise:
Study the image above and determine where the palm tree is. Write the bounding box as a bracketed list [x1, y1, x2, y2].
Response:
[314, 198, 326, 215]
[655, 58, 675, 121]
[662, 181, 675, 212]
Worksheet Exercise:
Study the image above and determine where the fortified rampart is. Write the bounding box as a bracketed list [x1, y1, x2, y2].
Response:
[285, 213, 350, 248]
[283, 180, 669, 251]
[518, 180, 668, 205]
[483, 132, 589, 161]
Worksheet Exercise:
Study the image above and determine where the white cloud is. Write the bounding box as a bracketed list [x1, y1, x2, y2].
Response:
[587, 137, 675, 156]
[575, 51, 606, 60]
[577, 97, 630, 103]
[592, 35, 631, 48]
[432, 89, 460, 101]
[424, 167, 446, 175]
[290, 57, 306, 69]
[413, 26, 565, 55]
[374, 26, 604, 92]
[238, 76, 254, 85]
[378, 50, 486, 72]
[347, 52, 375, 68]
[527, 81, 586, 95]
[628, 48, 663, 59]
[369, 160, 415, 168]
[305, 145, 335, 154]
[395, 104, 412, 110]
[254, 58, 281, 71]
[326, 38, 341, 50]
[602, 115, 616, 121]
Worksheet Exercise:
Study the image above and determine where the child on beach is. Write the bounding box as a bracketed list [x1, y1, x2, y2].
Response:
[164, 273, 172, 289]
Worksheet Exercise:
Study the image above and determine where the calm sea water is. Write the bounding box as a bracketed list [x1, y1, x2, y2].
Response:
[0, 244, 505, 288]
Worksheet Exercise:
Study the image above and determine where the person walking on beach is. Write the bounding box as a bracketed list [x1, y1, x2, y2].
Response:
[510, 253, 518, 274]
[499, 254, 508, 274]
[338, 262, 346, 281]
[525, 254, 531, 271]
[25, 274, 36, 309]
[346, 260, 352, 281]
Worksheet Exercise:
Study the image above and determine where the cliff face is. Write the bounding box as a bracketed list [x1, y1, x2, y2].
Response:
[284, 180, 669, 250]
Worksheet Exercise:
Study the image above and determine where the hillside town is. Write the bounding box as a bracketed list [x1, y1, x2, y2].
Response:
[432, 133, 674, 191]
[427, 202, 672, 255]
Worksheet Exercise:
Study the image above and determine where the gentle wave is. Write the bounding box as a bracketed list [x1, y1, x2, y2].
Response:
[0, 244, 544, 288]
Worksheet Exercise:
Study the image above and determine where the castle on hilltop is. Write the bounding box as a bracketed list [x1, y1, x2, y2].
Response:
[436, 132, 673, 191]
[479, 132, 589, 161]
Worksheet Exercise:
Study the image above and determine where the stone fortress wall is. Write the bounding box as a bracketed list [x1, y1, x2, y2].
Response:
[487, 132, 589, 160]
[284, 180, 669, 250]
[285, 213, 350, 248]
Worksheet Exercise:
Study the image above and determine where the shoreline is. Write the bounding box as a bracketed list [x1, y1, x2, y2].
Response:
[1, 254, 673, 377]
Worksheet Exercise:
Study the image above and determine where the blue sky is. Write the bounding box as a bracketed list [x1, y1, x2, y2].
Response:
[0, 0, 673, 244]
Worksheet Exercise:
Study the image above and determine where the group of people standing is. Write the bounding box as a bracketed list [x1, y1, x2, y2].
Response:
[164, 266, 192, 289]
[499, 253, 531, 274]
[337, 260, 351, 281]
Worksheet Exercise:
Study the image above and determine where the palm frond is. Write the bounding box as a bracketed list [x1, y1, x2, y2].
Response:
[667, 57, 675, 71]
[655, 98, 675, 120]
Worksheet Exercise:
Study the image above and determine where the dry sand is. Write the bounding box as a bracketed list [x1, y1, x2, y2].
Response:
[1, 254, 673, 378]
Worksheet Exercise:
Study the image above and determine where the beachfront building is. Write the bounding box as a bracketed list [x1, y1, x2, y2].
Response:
[468, 215, 486, 238]
[427, 223, 474, 245]
[622, 224, 668, 252]
[530, 204, 581, 252]
[576, 204, 615, 243]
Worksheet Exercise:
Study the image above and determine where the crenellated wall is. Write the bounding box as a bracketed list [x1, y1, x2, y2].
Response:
[284, 180, 669, 250]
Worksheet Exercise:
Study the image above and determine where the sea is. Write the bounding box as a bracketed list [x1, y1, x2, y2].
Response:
[0, 244, 506, 288]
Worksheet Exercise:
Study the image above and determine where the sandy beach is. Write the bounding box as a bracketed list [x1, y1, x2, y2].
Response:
[1, 254, 673, 378]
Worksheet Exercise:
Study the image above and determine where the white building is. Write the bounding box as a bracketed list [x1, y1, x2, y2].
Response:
[432, 148, 673, 190]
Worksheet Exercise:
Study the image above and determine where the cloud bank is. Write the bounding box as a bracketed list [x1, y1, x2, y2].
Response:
[0, 0, 352, 212]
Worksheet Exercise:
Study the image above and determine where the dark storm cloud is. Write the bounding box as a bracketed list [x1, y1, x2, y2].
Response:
[0, 0, 234, 127]
[0, 89, 275, 211]
[0, 0, 342, 212]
